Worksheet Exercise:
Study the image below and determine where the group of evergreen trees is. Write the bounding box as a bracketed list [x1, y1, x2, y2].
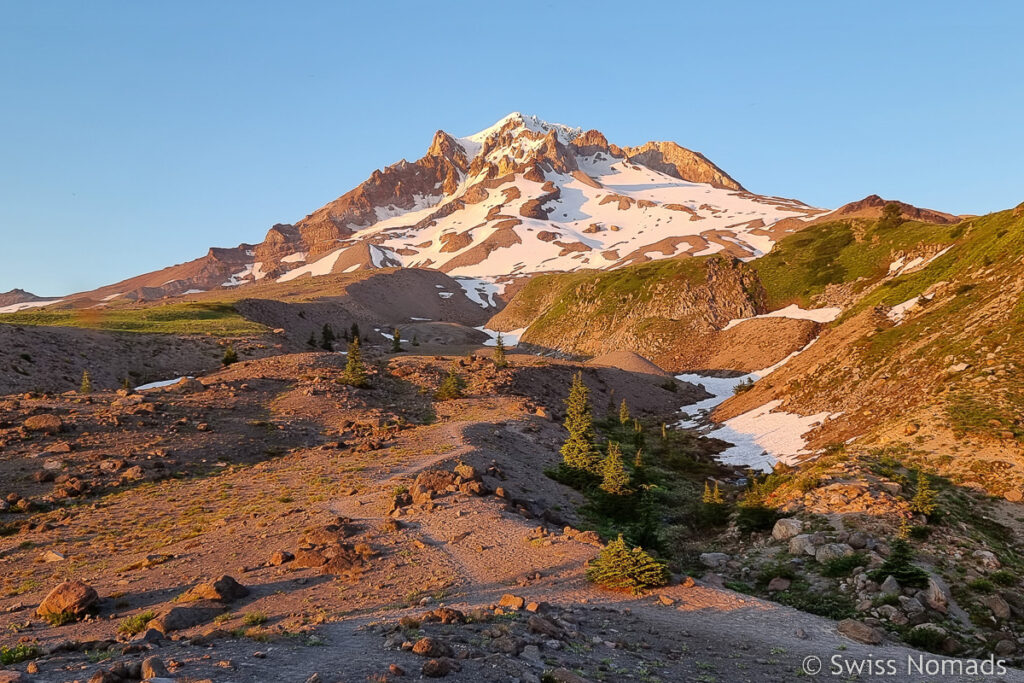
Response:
[308, 322, 363, 351]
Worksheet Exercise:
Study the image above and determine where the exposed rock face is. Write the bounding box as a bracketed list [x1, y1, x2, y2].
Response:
[620, 141, 743, 191]
[826, 194, 960, 225]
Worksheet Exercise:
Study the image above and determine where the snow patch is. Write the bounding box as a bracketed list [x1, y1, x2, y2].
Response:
[135, 376, 193, 391]
[0, 299, 64, 313]
[453, 277, 502, 308]
[474, 325, 526, 347]
[722, 304, 841, 331]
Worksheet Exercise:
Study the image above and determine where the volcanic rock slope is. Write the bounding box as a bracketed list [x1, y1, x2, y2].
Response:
[64, 113, 820, 303]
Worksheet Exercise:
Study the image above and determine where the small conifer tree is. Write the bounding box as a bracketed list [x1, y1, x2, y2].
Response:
[412, 335, 419, 346]
[869, 535, 929, 587]
[619, 399, 630, 427]
[307, 331, 318, 349]
[560, 372, 599, 473]
[222, 346, 238, 366]
[600, 442, 632, 495]
[350, 322, 360, 342]
[121, 377, 132, 392]
[435, 368, 465, 400]
[493, 333, 507, 368]
[910, 472, 937, 517]
[321, 323, 335, 350]
[391, 328, 402, 353]
[586, 535, 669, 594]
[702, 480, 725, 504]
[633, 447, 644, 469]
[79, 370, 92, 394]
[342, 338, 368, 387]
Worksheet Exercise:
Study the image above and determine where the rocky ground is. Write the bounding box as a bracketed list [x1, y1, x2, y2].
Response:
[2, 347, 1022, 682]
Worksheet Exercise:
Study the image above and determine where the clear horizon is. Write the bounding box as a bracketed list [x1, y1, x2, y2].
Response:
[2, 1, 1023, 296]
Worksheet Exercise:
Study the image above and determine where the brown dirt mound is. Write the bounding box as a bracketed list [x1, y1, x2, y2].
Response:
[585, 350, 669, 377]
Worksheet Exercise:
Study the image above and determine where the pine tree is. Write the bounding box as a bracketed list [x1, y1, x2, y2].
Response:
[391, 328, 402, 353]
[619, 399, 630, 427]
[121, 377, 132, 392]
[79, 370, 92, 394]
[435, 369, 465, 400]
[661, 422, 667, 440]
[321, 323, 335, 351]
[600, 442, 632, 495]
[222, 345, 238, 366]
[342, 338, 368, 387]
[869, 536, 929, 588]
[350, 322, 360, 342]
[412, 335, 419, 347]
[702, 480, 724, 504]
[560, 372, 599, 473]
[585, 535, 669, 594]
[493, 333, 507, 368]
[307, 331, 318, 349]
[910, 472, 937, 516]
[633, 448, 644, 469]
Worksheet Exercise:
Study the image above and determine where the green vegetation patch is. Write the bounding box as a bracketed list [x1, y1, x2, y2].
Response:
[0, 301, 266, 336]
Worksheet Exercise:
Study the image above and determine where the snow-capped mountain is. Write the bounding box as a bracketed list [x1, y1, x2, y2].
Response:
[62, 113, 823, 303]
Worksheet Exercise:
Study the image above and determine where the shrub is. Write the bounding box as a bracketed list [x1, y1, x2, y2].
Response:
[733, 377, 755, 394]
[821, 552, 867, 577]
[736, 504, 780, 532]
[320, 323, 335, 350]
[905, 625, 946, 653]
[586, 535, 668, 594]
[968, 578, 995, 593]
[989, 570, 1016, 587]
[242, 611, 268, 626]
[1, 643, 40, 665]
[222, 345, 238, 366]
[117, 610, 156, 636]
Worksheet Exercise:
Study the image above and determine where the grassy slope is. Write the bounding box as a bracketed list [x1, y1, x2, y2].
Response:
[0, 302, 266, 336]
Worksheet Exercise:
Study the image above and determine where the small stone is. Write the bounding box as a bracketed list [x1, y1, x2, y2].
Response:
[658, 595, 676, 606]
[815, 543, 854, 563]
[269, 550, 294, 566]
[880, 575, 900, 595]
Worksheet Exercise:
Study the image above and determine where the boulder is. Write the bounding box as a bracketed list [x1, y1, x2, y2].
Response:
[880, 575, 901, 596]
[269, 550, 294, 566]
[922, 577, 950, 614]
[412, 636, 453, 658]
[179, 575, 249, 603]
[499, 594, 526, 610]
[422, 658, 452, 678]
[699, 552, 730, 569]
[983, 594, 1011, 620]
[972, 550, 1001, 570]
[141, 656, 170, 679]
[147, 603, 224, 633]
[815, 543, 854, 563]
[36, 579, 98, 621]
[24, 414, 62, 434]
[772, 518, 803, 541]
[767, 577, 792, 592]
[788, 534, 817, 556]
[837, 618, 883, 645]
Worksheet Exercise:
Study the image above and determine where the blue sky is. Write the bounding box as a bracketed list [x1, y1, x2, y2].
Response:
[2, 1, 1022, 296]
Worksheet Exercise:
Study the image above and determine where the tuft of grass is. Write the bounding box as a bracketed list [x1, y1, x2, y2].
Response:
[820, 552, 867, 577]
[116, 610, 156, 636]
[242, 611, 268, 626]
